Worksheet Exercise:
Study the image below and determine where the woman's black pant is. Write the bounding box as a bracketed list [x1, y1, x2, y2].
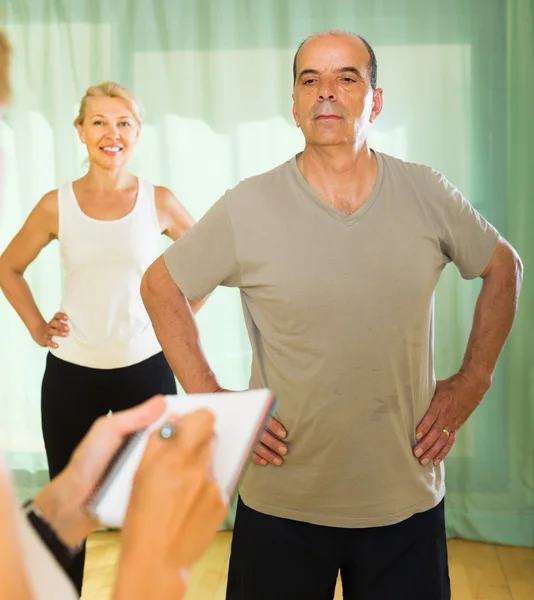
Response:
[41, 351, 177, 595]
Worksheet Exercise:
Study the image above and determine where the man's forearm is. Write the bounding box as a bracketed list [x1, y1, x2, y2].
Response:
[460, 241, 523, 388]
[141, 257, 221, 393]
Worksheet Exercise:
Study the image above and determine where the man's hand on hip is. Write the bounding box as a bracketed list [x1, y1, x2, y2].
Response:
[414, 373, 489, 466]
[213, 389, 288, 467]
[252, 417, 288, 466]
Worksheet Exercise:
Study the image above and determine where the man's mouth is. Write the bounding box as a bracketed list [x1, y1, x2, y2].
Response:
[315, 115, 342, 120]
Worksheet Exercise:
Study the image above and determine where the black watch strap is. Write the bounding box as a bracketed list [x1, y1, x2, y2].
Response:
[22, 500, 82, 572]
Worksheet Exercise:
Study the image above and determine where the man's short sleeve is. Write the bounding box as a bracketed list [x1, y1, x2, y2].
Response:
[429, 170, 500, 280]
[163, 194, 240, 301]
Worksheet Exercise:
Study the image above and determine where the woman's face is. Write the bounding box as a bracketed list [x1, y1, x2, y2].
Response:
[77, 96, 140, 170]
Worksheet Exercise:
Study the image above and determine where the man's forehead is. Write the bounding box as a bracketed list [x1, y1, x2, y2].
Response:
[296, 36, 369, 72]
[298, 65, 368, 75]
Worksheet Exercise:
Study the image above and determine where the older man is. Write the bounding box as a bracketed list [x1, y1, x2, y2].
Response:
[142, 31, 522, 600]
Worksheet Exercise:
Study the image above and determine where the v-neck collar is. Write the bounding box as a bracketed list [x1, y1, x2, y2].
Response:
[289, 150, 384, 227]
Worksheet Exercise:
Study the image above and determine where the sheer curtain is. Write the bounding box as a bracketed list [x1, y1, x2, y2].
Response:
[0, 0, 531, 544]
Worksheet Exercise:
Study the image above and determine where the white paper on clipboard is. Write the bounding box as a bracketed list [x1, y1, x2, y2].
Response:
[88, 389, 276, 528]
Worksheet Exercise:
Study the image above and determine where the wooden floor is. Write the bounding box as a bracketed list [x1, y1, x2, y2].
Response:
[82, 531, 534, 600]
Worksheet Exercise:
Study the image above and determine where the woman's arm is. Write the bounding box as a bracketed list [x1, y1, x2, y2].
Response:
[0, 190, 69, 347]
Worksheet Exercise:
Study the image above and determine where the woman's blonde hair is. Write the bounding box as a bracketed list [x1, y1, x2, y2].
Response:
[73, 81, 143, 127]
[0, 31, 12, 105]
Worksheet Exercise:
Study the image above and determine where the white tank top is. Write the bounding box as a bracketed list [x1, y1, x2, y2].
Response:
[50, 179, 162, 369]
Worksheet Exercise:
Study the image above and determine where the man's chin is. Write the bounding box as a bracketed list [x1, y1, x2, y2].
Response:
[305, 136, 353, 148]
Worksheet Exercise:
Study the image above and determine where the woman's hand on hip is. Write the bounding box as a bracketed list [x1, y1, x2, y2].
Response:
[31, 312, 69, 348]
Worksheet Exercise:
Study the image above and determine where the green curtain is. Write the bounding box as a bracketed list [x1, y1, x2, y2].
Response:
[439, 0, 534, 548]
[0, 0, 531, 545]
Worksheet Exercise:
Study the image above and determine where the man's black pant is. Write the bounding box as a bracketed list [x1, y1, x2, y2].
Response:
[226, 496, 450, 600]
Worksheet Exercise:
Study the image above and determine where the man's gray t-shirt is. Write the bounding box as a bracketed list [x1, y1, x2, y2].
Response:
[164, 152, 499, 527]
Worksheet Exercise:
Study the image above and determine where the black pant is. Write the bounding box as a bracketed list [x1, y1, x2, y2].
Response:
[41, 351, 177, 596]
[226, 496, 450, 600]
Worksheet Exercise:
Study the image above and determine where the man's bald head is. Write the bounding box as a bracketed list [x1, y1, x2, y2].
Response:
[292, 31, 377, 91]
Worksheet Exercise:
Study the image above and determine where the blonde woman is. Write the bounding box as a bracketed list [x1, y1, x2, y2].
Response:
[0, 81, 204, 594]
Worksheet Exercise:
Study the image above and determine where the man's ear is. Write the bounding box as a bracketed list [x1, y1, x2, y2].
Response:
[369, 88, 384, 123]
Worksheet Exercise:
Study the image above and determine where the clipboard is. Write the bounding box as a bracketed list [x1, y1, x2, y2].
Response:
[87, 389, 277, 528]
